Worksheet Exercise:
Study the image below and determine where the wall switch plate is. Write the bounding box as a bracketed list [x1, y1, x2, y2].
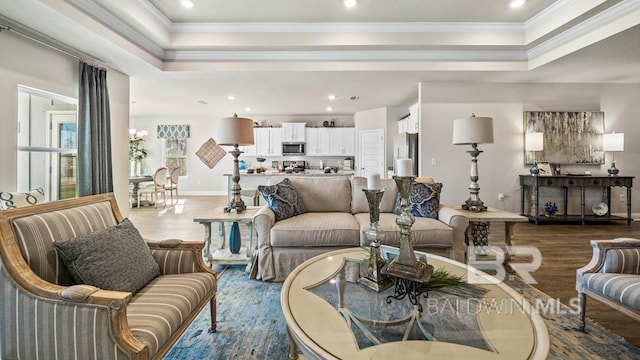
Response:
[620, 194, 625, 202]
[498, 193, 505, 201]
[431, 158, 437, 166]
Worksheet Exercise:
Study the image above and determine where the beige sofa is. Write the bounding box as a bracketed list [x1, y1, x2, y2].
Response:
[254, 176, 469, 281]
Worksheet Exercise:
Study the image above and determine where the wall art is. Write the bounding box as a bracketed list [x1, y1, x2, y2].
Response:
[524, 111, 604, 165]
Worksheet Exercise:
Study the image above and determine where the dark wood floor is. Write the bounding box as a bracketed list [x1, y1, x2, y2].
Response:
[129, 196, 640, 348]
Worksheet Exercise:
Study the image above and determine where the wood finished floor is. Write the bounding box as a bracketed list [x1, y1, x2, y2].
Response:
[129, 196, 640, 348]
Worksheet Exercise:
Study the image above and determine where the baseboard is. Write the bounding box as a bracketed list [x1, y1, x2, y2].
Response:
[179, 191, 227, 196]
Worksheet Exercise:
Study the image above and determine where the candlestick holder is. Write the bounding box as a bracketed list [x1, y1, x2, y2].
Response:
[358, 189, 392, 292]
[381, 176, 433, 308]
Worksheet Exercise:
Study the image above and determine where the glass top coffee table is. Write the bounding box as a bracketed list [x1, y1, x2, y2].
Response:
[281, 248, 549, 359]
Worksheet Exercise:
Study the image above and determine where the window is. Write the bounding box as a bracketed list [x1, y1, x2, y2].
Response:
[17, 86, 78, 201]
[164, 138, 188, 176]
[157, 125, 190, 176]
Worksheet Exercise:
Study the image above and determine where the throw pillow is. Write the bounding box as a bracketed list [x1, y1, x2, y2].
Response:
[0, 188, 45, 210]
[393, 182, 443, 219]
[54, 218, 160, 294]
[258, 178, 307, 221]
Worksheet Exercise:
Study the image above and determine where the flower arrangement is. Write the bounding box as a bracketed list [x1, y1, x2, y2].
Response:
[129, 130, 148, 162]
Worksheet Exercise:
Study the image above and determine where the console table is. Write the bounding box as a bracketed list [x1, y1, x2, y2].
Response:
[519, 175, 633, 225]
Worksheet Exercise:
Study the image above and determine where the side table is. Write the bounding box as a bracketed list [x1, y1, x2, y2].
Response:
[193, 206, 260, 272]
[453, 206, 528, 257]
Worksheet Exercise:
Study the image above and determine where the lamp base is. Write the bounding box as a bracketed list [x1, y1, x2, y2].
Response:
[608, 162, 619, 176]
[462, 198, 487, 212]
[224, 144, 247, 214]
[224, 198, 247, 214]
[530, 164, 540, 176]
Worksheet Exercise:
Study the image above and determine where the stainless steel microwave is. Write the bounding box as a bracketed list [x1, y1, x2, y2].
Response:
[282, 142, 305, 156]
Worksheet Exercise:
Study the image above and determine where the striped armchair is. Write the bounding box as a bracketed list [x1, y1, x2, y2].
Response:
[0, 193, 216, 359]
[576, 238, 640, 330]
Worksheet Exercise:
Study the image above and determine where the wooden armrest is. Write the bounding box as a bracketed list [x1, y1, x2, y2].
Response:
[146, 239, 205, 250]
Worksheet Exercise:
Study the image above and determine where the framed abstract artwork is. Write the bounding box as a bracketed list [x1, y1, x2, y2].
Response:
[524, 111, 605, 165]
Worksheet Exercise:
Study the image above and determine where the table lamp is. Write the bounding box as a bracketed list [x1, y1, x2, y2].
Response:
[217, 114, 255, 213]
[452, 113, 494, 212]
[603, 132, 624, 176]
[525, 132, 544, 175]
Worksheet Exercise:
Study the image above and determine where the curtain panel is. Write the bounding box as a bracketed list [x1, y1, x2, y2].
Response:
[78, 62, 113, 196]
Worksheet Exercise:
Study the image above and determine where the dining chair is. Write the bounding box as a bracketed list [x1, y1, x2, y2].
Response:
[138, 167, 168, 207]
[164, 167, 180, 205]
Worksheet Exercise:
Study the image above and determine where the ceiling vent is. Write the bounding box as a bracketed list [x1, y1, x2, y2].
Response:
[348, 96, 359, 101]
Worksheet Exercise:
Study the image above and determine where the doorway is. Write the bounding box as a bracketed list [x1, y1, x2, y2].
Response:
[359, 129, 385, 177]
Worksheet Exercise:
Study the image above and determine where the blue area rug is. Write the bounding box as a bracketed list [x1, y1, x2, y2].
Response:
[165, 266, 640, 359]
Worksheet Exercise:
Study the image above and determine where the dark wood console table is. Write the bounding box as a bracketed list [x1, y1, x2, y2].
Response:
[519, 175, 633, 225]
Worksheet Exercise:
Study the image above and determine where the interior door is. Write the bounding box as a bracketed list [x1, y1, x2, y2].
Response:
[359, 129, 385, 177]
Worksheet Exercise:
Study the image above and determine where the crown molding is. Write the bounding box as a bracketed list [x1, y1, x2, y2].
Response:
[67, 0, 165, 58]
[525, 0, 576, 28]
[164, 49, 527, 61]
[136, 0, 171, 30]
[528, 0, 640, 62]
[171, 22, 524, 33]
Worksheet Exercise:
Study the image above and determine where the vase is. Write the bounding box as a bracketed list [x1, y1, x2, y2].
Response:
[229, 222, 241, 254]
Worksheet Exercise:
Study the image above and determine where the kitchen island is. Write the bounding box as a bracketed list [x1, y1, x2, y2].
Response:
[223, 170, 356, 204]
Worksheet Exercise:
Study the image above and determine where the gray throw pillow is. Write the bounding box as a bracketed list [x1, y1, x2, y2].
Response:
[54, 218, 160, 294]
[258, 178, 307, 221]
[393, 182, 442, 219]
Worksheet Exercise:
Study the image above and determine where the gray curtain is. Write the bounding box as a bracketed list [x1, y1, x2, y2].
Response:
[78, 61, 113, 196]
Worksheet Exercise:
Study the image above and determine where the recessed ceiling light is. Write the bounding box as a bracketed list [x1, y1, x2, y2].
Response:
[245, 107, 251, 112]
[180, 0, 194, 9]
[343, 0, 357, 9]
[326, 106, 333, 112]
[328, 94, 336, 101]
[509, 0, 526, 8]
[227, 95, 236, 100]
[196, 100, 208, 105]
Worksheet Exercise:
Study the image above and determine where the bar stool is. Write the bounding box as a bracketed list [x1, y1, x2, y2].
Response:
[240, 188, 260, 206]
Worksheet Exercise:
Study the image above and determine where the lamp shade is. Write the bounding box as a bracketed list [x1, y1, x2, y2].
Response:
[452, 115, 494, 145]
[603, 132, 624, 152]
[525, 132, 544, 151]
[216, 115, 255, 146]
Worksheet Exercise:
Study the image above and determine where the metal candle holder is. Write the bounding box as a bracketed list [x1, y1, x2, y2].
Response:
[358, 189, 392, 292]
[381, 176, 433, 308]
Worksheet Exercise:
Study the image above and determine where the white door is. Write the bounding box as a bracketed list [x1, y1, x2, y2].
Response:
[359, 129, 385, 177]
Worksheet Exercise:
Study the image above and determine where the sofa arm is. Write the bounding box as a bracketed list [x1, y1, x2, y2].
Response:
[437, 205, 469, 263]
[254, 205, 276, 249]
[147, 239, 215, 275]
[577, 238, 640, 290]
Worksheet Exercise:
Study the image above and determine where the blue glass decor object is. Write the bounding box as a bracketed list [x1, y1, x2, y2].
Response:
[239, 160, 247, 170]
[544, 202, 558, 216]
[229, 222, 241, 254]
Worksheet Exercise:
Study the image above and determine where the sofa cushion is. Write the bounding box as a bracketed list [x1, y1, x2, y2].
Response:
[281, 176, 352, 213]
[54, 218, 161, 294]
[354, 213, 453, 248]
[259, 178, 307, 221]
[582, 273, 640, 311]
[0, 188, 45, 210]
[128, 272, 216, 357]
[271, 212, 360, 247]
[351, 177, 398, 214]
[393, 182, 442, 219]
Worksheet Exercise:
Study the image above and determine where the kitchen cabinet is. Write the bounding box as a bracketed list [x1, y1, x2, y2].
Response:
[407, 103, 420, 134]
[301, 127, 355, 156]
[397, 118, 408, 134]
[282, 122, 306, 142]
[329, 127, 355, 156]
[249, 127, 282, 156]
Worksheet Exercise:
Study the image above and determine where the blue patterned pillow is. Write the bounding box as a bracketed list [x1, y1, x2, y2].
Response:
[393, 182, 442, 218]
[258, 178, 307, 221]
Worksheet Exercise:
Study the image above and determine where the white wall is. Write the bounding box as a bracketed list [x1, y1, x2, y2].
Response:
[132, 114, 354, 195]
[0, 30, 130, 213]
[419, 82, 640, 216]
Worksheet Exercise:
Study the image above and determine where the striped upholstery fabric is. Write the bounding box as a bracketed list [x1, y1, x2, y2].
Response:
[602, 248, 640, 274]
[151, 248, 200, 275]
[583, 273, 640, 311]
[11, 201, 117, 285]
[0, 260, 130, 360]
[127, 272, 216, 357]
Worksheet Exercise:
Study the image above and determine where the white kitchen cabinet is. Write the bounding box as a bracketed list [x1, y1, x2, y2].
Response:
[305, 128, 331, 156]
[397, 118, 408, 134]
[252, 127, 282, 156]
[282, 122, 306, 142]
[330, 128, 355, 156]
[407, 103, 420, 134]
